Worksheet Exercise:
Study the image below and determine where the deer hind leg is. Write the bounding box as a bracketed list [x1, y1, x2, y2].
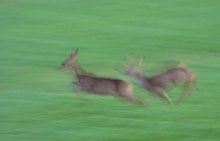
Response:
[119, 88, 145, 105]
[192, 77, 198, 91]
[152, 87, 173, 106]
[175, 80, 192, 104]
[121, 93, 145, 106]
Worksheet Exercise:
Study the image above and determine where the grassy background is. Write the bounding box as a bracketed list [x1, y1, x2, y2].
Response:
[0, 0, 220, 141]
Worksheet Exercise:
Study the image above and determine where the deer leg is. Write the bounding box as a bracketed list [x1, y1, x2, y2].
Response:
[192, 79, 198, 91]
[119, 89, 145, 105]
[72, 81, 94, 102]
[153, 87, 173, 106]
[175, 80, 192, 104]
[121, 94, 145, 105]
[116, 84, 145, 105]
[73, 81, 82, 90]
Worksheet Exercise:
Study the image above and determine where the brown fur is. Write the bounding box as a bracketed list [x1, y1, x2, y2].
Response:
[61, 49, 144, 105]
[124, 58, 196, 105]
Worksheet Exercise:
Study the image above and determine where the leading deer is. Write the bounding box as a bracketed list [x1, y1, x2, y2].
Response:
[61, 49, 144, 105]
[123, 57, 197, 105]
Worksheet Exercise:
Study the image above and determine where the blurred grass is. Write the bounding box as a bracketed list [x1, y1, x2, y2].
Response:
[0, 0, 220, 141]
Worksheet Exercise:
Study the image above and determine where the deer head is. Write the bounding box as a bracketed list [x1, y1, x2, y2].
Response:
[61, 49, 78, 68]
[123, 56, 144, 78]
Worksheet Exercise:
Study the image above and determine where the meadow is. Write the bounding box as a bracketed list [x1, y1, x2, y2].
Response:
[0, 0, 220, 141]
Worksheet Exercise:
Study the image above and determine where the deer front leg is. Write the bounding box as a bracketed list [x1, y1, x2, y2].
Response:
[72, 81, 94, 102]
[73, 81, 83, 90]
[152, 87, 174, 106]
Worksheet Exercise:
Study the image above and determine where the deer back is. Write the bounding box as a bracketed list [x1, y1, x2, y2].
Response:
[148, 66, 195, 88]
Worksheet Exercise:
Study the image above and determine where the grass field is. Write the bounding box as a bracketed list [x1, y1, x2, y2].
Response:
[0, 0, 220, 141]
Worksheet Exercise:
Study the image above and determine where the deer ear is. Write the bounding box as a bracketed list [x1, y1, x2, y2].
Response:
[70, 48, 78, 58]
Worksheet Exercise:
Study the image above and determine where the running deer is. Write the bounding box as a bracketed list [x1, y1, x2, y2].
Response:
[61, 49, 144, 105]
[123, 57, 197, 105]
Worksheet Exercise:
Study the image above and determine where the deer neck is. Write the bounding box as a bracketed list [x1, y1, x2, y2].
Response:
[133, 72, 147, 81]
[72, 65, 81, 76]
[72, 65, 92, 77]
[134, 72, 143, 79]
[134, 73, 152, 87]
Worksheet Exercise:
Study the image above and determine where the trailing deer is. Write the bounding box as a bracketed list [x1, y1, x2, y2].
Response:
[61, 49, 144, 105]
[123, 57, 197, 105]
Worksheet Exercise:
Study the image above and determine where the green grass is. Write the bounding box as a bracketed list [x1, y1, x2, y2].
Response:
[0, 0, 220, 141]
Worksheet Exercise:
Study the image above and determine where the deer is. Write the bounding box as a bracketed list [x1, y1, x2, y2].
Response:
[123, 57, 197, 105]
[61, 49, 144, 105]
